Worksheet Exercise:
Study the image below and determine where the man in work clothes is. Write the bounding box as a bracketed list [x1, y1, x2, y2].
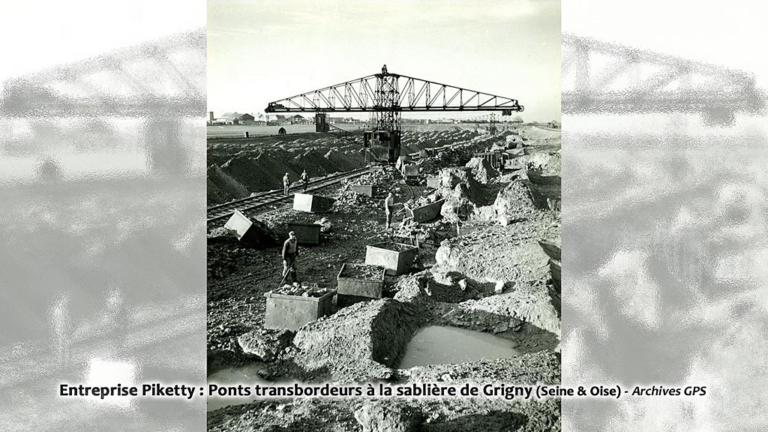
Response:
[384, 192, 394, 229]
[282, 231, 299, 285]
[300, 169, 309, 192]
[283, 173, 290, 196]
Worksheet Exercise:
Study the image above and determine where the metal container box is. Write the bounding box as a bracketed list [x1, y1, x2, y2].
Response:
[286, 222, 321, 245]
[365, 242, 419, 275]
[426, 176, 441, 189]
[264, 290, 335, 331]
[336, 263, 386, 306]
[402, 164, 420, 178]
[406, 199, 445, 223]
[293, 193, 336, 213]
[224, 210, 273, 245]
[351, 185, 375, 197]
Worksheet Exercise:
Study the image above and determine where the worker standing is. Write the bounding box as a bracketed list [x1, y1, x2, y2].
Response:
[283, 173, 290, 196]
[384, 192, 394, 229]
[300, 169, 309, 192]
[281, 231, 299, 285]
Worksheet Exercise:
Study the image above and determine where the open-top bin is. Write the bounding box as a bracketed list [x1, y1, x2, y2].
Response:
[365, 242, 419, 275]
[336, 263, 386, 307]
[293, 193, 336, 213]
[286, 222, 322, 245]
[264, 290, 335, 331]
[406, 199, 445, 223]
[223, 210, 274, 246]
[350, 185, 375, 197]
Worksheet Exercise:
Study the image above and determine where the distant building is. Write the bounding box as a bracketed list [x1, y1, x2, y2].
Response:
[289, 114, 312, 125]
[267, 115, 291, 126]
[217, 112, 255, 125]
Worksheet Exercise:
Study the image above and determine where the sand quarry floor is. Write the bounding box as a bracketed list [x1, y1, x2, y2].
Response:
[207, 125, 562, 431]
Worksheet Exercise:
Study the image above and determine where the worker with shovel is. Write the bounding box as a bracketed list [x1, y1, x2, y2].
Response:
[281, 231, 300, 285]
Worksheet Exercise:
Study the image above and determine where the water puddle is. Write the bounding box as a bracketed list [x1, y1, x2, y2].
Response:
[207, 363, 266, 411]
[399, 326, 520, 369]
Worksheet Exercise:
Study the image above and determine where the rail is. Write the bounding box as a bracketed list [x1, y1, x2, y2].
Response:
[207, 167, 371, 223]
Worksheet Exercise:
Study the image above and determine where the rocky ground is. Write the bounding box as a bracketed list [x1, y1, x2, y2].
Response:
[207, 125, 562, 431]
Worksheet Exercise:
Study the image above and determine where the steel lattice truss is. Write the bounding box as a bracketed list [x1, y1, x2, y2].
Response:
[562, 34, 765, 120]
[0, 30, 206, 118]
[265, 66, 524, 114]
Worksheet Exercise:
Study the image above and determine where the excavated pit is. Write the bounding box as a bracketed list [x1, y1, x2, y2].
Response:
[206, 363, 267, 411]
[207, 124, 562, 431]
[206, 128, 502, 206]
[398, 325, 521, 369]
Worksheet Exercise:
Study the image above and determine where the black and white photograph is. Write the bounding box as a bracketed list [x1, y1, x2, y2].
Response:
[7, 0, 768, 431]
[206, 0, 562, 430]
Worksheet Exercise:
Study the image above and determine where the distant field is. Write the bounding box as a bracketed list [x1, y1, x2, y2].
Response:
[206, 122, 532, 138]
[207, 124, 317, 138]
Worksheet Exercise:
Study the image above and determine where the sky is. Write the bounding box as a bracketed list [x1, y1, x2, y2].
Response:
[207, 0, 561, 122]
[563, 0, 768, 135]
[0, 0, 205, 84]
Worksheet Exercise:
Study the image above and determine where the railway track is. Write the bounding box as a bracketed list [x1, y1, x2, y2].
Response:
[207, 167, 372, 223]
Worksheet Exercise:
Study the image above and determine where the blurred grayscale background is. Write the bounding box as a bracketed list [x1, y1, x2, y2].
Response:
[562, 0, 768, 430]
[0, 1, 206, 431]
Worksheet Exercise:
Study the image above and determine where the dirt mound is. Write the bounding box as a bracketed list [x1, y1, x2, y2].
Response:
[207, 227, 238, 241]
[434, 223, 552, 286]
[237, 329, 294, 362]
[402, 350, 560, 384]
[460, 282, 561, 336]
[493, 180, 537, 225]
[220, 153, 298, 192]
[525, 152, 561, 175]
[324, 148, 362, 172]
[207, 178, 234, 205]
[288, 149, 341, 176]
[435, 168, 486, 222]
[207, 164, 249, 201]
[431, 223, 560, 337]
[436, 167, 477, 191]
[292, 299, 422, 382]
[465, 157, 497, 185]
[441, 183, 480, 223]
[355, 401, 422, 432]
[393, 272, 481, 304]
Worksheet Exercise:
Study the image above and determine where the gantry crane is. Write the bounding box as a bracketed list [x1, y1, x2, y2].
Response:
[265, 65, 524, 162]
[561, 34, 765, 125]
